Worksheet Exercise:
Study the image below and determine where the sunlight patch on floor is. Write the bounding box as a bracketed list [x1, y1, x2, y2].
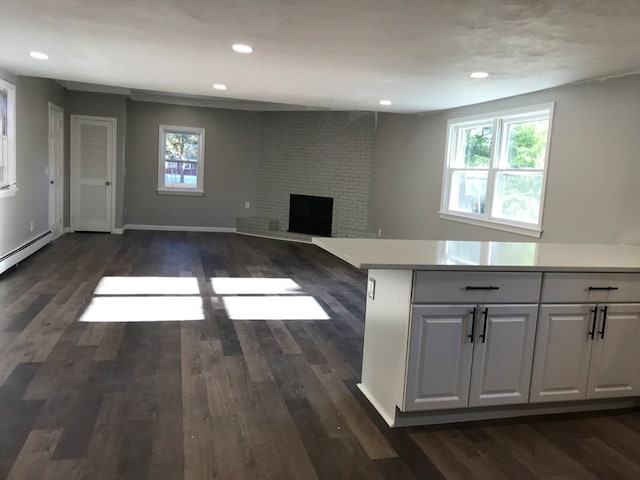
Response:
[79, 296, 205, 322]
[211, 277, 303, 295]
[223, 295, 329, 320]
[94, 276, 200, 295]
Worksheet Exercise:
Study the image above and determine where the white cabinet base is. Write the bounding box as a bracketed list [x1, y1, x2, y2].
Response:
[362, 393, 640, 428]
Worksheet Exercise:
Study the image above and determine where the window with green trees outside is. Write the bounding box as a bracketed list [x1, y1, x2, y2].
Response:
[157, 125, 206, 195]
[440, 103, 554, 237]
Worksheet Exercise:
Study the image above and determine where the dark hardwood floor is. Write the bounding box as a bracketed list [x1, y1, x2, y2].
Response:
[1, 231, 639, 479]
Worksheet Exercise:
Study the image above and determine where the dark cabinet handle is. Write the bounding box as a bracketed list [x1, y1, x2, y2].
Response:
[587, 308, 597, 339]
[588, 286, 619, 291]
[468, 307, 477, 343]
[465, 286, 500, 291]
[598, 306, 608, 339]
[479, 308, 489, 343]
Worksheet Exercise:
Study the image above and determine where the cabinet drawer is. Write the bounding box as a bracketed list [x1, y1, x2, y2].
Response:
[413, 271, 542, 304]
[541, 273, 640, 303]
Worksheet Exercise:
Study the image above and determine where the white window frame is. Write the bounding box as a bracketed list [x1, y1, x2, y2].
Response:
[439, 102, 555, 238]
[157, 125, 205, 196]
[0, 78, 17, 198]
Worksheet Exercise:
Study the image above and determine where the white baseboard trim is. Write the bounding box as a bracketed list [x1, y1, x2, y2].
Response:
[112, 227, 124, 235]
[0, 231, 53, 275]
[124, 224, 237, 233]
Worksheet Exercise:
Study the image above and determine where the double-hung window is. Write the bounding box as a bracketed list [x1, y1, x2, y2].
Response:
[0, 78, 16, 198]
[440, 103, 554, 237]
[157, 125, 205, 195]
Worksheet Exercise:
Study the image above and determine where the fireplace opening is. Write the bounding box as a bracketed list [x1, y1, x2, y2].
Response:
[288, 194, 333, 237]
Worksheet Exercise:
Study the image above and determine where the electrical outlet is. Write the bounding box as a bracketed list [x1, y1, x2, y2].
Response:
[367, 278, 376, 300]
[30, 221, 34, 232]
[244, 201, 250, 209]
[377, 228, 382, 237]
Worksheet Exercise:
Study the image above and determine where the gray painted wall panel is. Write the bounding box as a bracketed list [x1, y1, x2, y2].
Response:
[369, 75, 640, 245]
[0, 74, 65, 256]
[124, 101, 260, 228]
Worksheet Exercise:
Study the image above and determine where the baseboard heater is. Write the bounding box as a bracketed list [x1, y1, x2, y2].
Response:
[0, 231, 53, 275]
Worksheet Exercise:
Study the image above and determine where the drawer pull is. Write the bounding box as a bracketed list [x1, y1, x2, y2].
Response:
[468, 307, 477, 343]
[465, 286, 500, 291]
[479, 308, 489, 343]
[588, 286, 619, 291]
[598, 306, 608, 339]
[587, 308, 597, 339]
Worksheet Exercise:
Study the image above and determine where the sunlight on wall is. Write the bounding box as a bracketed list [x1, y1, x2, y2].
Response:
[211, 277, 302, 295]
[222, 295, 329, 320]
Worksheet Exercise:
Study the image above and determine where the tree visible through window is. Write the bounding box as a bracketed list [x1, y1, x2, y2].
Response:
[157, 125, 205, 195]
[441, 104, 554, 236]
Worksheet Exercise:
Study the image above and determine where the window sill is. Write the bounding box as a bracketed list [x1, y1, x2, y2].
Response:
[439, 212, 542, 238]
[156, 188, 204, 197]
[0, 186, 18, 199]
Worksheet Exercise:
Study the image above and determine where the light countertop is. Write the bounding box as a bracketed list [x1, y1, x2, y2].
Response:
[311, 238, 640, 272]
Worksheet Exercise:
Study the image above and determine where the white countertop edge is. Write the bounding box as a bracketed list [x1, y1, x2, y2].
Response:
[312, 237, 365, 268]
[311, 237, 640, 272]
[356, 264, 640, 273]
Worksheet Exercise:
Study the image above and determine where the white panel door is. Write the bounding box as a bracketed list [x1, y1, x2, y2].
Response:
[403, 305, 475, 411]
[48, 103, 64, 238]
[587, 303, 640, 399]
[469, 304, 538, 407]
[71, 116, 116, 232]
[529, 304, 595, 403]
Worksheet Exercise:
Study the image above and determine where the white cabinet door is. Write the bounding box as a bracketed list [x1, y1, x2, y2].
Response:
[469, 305, 538, 407]
[587, 303, 640, 399]
[403, 305, 475, 411]
[529, 304, 595, 403]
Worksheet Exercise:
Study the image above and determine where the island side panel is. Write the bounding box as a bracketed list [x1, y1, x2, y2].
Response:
[358, 268, 414, 427]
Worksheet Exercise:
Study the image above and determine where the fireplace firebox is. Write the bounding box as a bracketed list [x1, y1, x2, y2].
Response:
[288, 194, 333, 237]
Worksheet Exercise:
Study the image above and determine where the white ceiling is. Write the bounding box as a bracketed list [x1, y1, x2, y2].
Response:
[1, 0, 640, 113]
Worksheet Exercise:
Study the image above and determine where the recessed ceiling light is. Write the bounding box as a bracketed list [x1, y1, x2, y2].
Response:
[30, 51, 49, 60]
[213, 84, 227, 90]
[379, 100, 392, 106]
[470, 71, 490, 79]
[232, 44, 253, 54]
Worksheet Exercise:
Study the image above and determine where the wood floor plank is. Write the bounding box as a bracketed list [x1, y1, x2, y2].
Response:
[81, 393, 127, 480]
[6, 429, 62, 480]
[311, 363, 397, 460]
[42, 458, 85, 480]
[233, 320, 275, 383]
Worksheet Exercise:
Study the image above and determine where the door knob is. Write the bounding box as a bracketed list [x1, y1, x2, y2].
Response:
[105, 181, 111, 186]
[49, 180, 55, 184]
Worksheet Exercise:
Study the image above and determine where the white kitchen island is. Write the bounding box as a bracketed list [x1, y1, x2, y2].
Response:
[312, 238, 640, 427]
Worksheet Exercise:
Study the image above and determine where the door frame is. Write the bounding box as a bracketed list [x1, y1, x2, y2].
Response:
[70, 114, 118, 233]
[48, 102, 64, 238]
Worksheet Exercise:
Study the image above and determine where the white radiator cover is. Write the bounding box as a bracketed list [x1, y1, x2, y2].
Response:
[0, 231, 53, 275]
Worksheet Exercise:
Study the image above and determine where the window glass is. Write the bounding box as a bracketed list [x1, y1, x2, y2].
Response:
[455, 124, 493, 168]
[441, 104, 554, 236]
[157, 126, 205, 194]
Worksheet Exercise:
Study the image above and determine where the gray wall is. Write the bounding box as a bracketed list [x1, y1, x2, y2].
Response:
[369, 74, 640, 245]
[124, 101, 260, 228]
[0, 70, 65, 256]
[66, 91, 127, 229]
[257, 111, 375, 236]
